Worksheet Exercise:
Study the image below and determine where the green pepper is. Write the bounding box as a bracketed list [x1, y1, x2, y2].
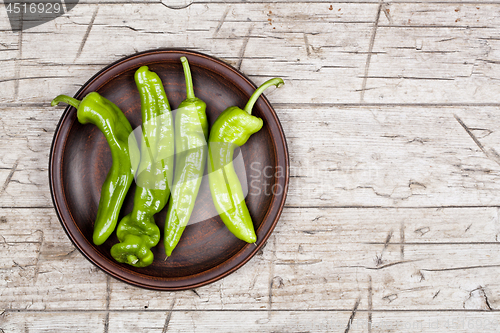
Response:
[207, 78, 284, 243]
[110, 66, 175, 267]
[164, 57, 208, 257]
[51, 92, 140, 246]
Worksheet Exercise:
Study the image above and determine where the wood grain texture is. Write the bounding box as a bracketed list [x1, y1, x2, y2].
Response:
[5, 105, 500, 208]
[2, 0, 500, 331]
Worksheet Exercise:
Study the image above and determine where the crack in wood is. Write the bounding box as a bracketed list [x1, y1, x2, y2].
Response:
[237, 26, 253, 71]
[0, 76, 73, 84]
[268, 235, 276, 311]
[379, 24, 490, 29]
[0, 206, 53, 209]
[275, 259, 322, 265]
[161, 298, 176, 333]
[400, 221, 405, 260]
[1, 160, 19, 196]
[464, 286, 493, 311]
[12, 260, 24, 270]
[75, 7, 99, 62]
[14, 12, 23, 101]
[213, 6, 230, 37]
[483, 289, 493, 311]
[55, 248, 77, 259]
[303, 33, 311, 57]
[32, 229, 44, 285]
[415, 226, 430, 236]
[344, 297, 361, 333]
[368, 275, 372, 333]
[360, 1, 382, 102]
[454, 114, 500, 167]
[422, 264, 500, 272]
[103, 275, 110, 333]
[375, 229, 393, 266]
[382, 293, 398, 303]
[361, 75, 455, 81]
[382, 3, 392, 24]
[340, 260, 417, 271]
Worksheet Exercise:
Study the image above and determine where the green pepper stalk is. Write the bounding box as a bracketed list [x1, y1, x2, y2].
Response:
[109, 66, 175, 267]
[207, 78, 284, 243]
[164, 57, 208, 257]
[51, 92, 140, 246]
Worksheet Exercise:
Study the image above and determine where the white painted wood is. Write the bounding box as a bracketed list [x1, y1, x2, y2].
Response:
[0, 3, 380, 104]
[0, 312, 106, 332]
[2, 207, 499, 313]
[3, 3, 500, 104]
[364, 3, 500, 103]
[3, 310, 500, 333]
[2, 1, 500, 332]
[282, 105, 500, 207]
[4, 105, 500, 208]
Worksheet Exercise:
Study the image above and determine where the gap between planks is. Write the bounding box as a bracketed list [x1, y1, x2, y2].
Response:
[6, 103, 500, 108]
[5, 205, 500, 210]
[21, 1, 500, 4]
[3, 309, 500, 313]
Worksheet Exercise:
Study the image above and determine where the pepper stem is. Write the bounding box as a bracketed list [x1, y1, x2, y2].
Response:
[51, 95, 81, 108]
[244, 78, 284, 115]
[127, 255, 139, 265]
[180, 57, 195, 100]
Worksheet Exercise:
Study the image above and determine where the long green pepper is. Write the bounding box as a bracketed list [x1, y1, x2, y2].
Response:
[51, 92, 140, 246]
[110, 66, 175, 267]
[164, 57, 208, 257]
[208, 78, 284, 243]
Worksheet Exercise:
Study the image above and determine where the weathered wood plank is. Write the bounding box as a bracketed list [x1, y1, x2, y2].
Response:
[108, 247, 273, 310]
[282, 105, 500, 207]
[364, 3, 500, 103]
[0, 310, 369, 333]
[2, 310, 499, 333]
[0, 312, 106, 332]
[2, 0, 500, 7]
[1, 2, 375, 104]
[2, 207, 499, 311]
[269, 207, 500, 311]
[107, 310, 368, 333]
[0, 208, 107, 310]
[2, 3, 500, 104]
[4, 105, 500, 208]
[371, 312, 500, 332]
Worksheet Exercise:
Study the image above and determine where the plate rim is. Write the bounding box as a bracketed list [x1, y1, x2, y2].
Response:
[49, 48, 289, 290]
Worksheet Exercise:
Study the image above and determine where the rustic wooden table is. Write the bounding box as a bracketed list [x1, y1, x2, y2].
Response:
[2, 0, 500, 332]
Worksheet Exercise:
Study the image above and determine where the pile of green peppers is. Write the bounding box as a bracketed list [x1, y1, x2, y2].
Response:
[52, 56, 284, 267]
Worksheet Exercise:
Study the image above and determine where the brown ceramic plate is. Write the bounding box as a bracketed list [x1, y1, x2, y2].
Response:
[49, 49, 289, 290]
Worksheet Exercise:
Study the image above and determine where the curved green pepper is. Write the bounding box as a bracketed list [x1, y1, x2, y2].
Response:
[51, 92, 139, 246]
[164, 57, 208, 257]
[110, 66, 175, 267]
[207, 78, 284, 243]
